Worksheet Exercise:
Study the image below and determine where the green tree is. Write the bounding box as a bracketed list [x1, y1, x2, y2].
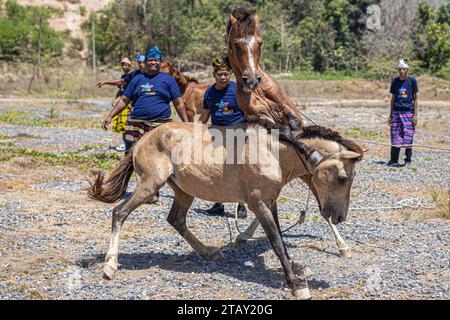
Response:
[412, 2, 450, 73]
[0, 0, 63, 60]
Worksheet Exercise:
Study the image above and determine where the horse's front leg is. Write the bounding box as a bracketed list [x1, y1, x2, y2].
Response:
[324, 216, 352, 258]
[248, 199, 311, 299]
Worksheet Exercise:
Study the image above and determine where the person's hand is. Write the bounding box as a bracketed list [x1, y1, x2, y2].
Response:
[102, 116, 113, 131]
[413, 115, 417, 126]
[387, 116, 392, 126]
[96, 81, 104, 88]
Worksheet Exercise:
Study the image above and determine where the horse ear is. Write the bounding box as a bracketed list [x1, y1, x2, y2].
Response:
[254, 15, 260, 26]
[230, 15, 238, 26]
[340, 150, 362, 161]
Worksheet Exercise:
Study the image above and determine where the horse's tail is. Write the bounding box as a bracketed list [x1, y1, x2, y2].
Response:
[87, 148, 134, 203]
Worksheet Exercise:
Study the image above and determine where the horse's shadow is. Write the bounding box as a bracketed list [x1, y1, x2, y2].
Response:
[79, 237, 330, 290]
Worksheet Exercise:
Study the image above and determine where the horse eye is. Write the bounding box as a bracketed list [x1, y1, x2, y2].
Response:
[337, 176, 347, 183]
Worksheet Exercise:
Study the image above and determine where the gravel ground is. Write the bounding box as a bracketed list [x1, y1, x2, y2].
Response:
[0, 99, 448, 300]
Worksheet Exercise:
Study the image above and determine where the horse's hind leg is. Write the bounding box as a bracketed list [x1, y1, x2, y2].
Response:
[167, 181, 222, 259]
[324, 216, 352, 258]
[103, 177, 166, 280]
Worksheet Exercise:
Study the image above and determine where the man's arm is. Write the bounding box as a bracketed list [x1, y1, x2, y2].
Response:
[96, 79, 125, 88]
[413, 92, 418, 126]
[173, 97, 189, 122]
[388, 94, 395, 126]
[199, 109, 211, 124]
[101, 95, 131, 130]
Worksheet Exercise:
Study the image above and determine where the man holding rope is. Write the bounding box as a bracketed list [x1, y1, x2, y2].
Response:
[387, 59, 419, 167]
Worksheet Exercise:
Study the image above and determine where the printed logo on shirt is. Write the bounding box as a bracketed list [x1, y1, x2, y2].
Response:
[399, 86, 408, 98]
[141, 82, 156, 95]
[215, 99, 233, 114]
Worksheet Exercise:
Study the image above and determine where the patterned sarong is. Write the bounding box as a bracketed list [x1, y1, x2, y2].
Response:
[112, 102, 132, 134]
[390, 112, 415, 146]
[124, 117, 172, 144]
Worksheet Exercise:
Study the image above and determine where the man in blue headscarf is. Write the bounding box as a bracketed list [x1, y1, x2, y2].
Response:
[101, 46, 189, 203]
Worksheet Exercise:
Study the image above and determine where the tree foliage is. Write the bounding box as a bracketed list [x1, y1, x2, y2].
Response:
[411, 2, 450, 73]
[0, 0, 64, 60]
[1, 0, 449, 76]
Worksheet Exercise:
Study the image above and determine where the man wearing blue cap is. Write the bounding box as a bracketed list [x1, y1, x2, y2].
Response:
[101, 47, 189, 203]
[97, 54, 147, 93]
[122, 53, 147, 86]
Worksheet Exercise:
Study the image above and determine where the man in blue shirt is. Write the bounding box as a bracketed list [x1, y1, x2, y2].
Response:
[101, 47, 189, 202]
[387, 59, 419, 167]
[199, 58, 247, 218]
[96, 55, 147, 151]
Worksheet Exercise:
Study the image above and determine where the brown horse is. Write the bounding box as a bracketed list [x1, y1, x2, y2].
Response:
[161, 61, 210, 122]
[225, 6, 324, 167]
[225, 6, 304, 130]
[88, 122, 363, 299]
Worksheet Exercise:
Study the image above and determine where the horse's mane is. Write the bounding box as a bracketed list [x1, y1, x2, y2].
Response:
[161, 61, 199, 91]
[226, 6, 258, 38]
[185, 76, 199, 84]
[297, 125, 363, 155]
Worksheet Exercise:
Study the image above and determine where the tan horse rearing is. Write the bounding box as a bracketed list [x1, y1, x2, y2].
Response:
[88, 122, 363, 299]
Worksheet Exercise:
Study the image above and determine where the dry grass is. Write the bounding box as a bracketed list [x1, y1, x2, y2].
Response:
[0, 179, 30, 192]
[430, 187, 450, 219]
[279, 75, 450, 101]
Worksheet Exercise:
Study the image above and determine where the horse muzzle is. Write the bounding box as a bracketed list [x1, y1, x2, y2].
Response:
[242, 75, 261, 91]
[321, 208, 346, 225]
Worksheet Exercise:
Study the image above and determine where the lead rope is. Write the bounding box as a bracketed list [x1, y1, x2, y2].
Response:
[234, 178, 312, 240]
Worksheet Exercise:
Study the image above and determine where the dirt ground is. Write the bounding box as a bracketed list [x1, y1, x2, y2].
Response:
[0, 97, 448, 300]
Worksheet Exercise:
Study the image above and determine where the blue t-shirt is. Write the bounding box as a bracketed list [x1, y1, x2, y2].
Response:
[123, 69, 142, 89]
[123, 71, 181, 120]
[390, 77, 418, 112]
[203, 81, 246, 126]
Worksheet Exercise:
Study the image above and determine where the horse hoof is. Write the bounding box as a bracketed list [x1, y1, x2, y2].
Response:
[234, 237, 248, 248]
[339, 248, 352, 258]
[203, 247, 223, 260]
[293, 287, 311, 300]
[209, 250, 224, 260]
[102, 264, 117, 280]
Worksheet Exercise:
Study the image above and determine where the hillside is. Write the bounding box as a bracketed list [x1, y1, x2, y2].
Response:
[15, 0, 112, 59]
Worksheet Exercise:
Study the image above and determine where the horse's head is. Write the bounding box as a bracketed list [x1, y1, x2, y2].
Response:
[161, 60, 188, 88]
[298, 126, 364, 225]
[227, 6, 262, 92]
[160, 60, 173, 75]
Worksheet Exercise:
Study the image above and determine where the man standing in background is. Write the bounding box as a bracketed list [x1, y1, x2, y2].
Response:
[200, 58, 247, 219]
[388, 59, 419, 167]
